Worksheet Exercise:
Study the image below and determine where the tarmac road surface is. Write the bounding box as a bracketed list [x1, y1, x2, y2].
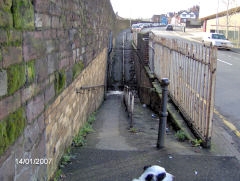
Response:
[61, 92, 240, 181]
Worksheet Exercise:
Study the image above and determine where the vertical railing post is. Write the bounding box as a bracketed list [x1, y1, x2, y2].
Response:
[130, 94, 134, 128]
[122, 32, 125, 84]
[157, 78, 170, 148]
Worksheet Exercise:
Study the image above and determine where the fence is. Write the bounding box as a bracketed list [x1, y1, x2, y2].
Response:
[123, 86, 135, 128]
[149, 33, 217, 146]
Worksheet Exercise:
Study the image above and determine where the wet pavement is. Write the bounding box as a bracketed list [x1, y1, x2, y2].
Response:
[61, 93, 240, 181]
[60, 29, 240, 181]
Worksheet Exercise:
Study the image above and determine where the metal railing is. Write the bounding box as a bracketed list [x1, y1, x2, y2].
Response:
[123, 86, 135, 128]
[149, 33, 217, 146]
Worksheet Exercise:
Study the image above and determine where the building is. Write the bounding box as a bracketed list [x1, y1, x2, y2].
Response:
[151, 14, 168, 25]
[201, 6, 240, 47]
[169, 11, 199, 27]
[179, 11, 197, 22]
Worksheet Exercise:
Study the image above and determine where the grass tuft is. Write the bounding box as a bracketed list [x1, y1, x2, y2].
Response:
[175, 130, 187, 142]
[72, 115, 95, 147]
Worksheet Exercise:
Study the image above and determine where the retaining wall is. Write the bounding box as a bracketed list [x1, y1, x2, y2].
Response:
[0, 0, 115, 180]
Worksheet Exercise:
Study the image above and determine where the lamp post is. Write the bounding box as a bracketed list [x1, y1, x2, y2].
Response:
[157, 78, 170, 149]
[216, 0, 219, 33]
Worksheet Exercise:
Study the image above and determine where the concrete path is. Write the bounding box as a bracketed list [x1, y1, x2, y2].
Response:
[90, 93, 137, 151]
[61, 93, 240, 181]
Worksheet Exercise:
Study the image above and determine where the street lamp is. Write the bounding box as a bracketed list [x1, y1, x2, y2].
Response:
[216, 0, 219, 33]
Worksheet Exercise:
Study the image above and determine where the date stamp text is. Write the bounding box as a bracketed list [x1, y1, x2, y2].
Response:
[15, 158, 52, 165]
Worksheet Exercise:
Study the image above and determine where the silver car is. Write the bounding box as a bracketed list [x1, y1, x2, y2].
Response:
[202, 33, 233, 50]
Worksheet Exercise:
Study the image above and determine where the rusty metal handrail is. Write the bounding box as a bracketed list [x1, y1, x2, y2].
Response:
[76, 84, 104, 94]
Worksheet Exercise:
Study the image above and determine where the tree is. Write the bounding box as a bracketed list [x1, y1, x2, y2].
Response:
[189, 5, 200, 18]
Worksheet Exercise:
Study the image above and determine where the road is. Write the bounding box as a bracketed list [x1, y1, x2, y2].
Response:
[214, 50, 240, 150]
[142, 27, 240, 152]
[215, 50, 240, 126]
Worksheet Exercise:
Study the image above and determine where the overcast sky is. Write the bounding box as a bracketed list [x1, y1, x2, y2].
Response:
[110, 0, 240, 19]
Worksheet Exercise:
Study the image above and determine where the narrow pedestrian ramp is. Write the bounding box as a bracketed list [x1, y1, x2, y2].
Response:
[61, 93, 240, 181]
[91, 93, 137, 151]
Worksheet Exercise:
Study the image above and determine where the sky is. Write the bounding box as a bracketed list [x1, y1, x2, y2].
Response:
[110, 0, 240, 19]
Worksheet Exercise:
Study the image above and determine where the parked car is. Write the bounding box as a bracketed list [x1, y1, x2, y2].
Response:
[131, 24, 141, 33]
[166, 24, 173, 31]
[202, 33, 233, 50]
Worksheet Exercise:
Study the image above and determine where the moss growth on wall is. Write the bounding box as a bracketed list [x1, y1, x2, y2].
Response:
[0, 50, 2, 62]
[60, 15, 67, 28]
[0, 8, 13, 28]
[72, 61, 84, 79]
[12, 0, 34, 30]
[0, 0, 12, 11]
[26, 60, 35, 84]
[0, 0, 12, 27]
[0, 30, 22, 47]
[7, 63, 26, 95]
[6, 30, 22, 47]
[54, 70, 66, 95]
[0, 107, 26, 156]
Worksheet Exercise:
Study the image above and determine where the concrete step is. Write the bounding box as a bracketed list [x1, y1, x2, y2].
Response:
[62, 148, 147, 181]
[62, 148, 240, 181]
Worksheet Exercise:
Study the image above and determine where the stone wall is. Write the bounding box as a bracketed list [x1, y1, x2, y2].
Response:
[46, 49, 107, 178]
[133, 33, 161, 113]
[0, 0, 115, 180]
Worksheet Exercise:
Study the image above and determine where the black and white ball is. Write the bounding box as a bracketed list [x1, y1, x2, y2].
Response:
[132, 165, 174, 181]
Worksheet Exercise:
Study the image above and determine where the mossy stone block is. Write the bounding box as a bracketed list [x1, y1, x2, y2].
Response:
[0, 0, 12, 11]
[26, 60, 35, 84]
[0, 69, 7, 96]
[0, 49, 2, 62]
[0, 107, 26, 156]
[0, 9, 13, 28]
[12, 0, 34, 29]
[7, 30, 22, 46]
[0, 29, 8, 44]
[0, 120, 7, 155]
[72, 61, 84, 79]
[7, 63, 26, 95]
[54, 70, 66, 95]
[0, 0, 12, 28]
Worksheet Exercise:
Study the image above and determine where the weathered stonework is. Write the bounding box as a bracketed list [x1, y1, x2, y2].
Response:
[0, 0, 115, 180]
[2, 46, 22, 67]
[12, 0, 35, 29]
[0, 9, 13, 28]
[0, 70, 7, 96]
[46, 49, 107, 177]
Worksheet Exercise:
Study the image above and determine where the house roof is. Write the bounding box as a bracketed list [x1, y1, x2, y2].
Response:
[200, 6, 240, 20]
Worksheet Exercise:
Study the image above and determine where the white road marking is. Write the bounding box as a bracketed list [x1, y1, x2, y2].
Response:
[217, 59, 233, 66]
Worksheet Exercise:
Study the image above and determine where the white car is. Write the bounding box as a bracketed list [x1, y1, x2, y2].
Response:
[131, 24, 141, 33]
[202, 33, 233, 50]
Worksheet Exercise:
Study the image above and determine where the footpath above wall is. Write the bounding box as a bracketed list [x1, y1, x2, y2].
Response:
[0, 0, 115, 180]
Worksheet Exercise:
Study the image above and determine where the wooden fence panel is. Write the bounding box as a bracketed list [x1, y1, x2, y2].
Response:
[149, 33, 217, 146]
